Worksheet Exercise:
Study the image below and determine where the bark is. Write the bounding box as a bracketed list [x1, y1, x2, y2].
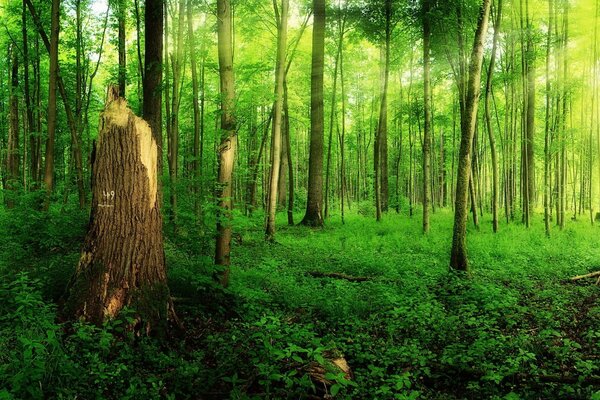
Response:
[187, 0, 202, 216]
[284, 81, 294, 225]
[300, 0, 325, 227]
[484, 0, 502, 233]
[167, 0, 185, 229]
[324, 36, 340, 220]
[42, 0, 60, 209]
[422, 0, 432, 233]
[6, 45, 20, 208]
[22, 0, 36, 187]
[450, 0, 492, 271]
[143, 0, 164, 165]
[215, 0, 237, 286]
[266, 0, 288, 241]
[134, 0, 144, 112]
[118, 0, 126, 97]
[544, 0, 552, 236]
[65, 90, 175, 333]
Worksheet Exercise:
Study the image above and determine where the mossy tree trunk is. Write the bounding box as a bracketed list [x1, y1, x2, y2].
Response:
[450, 0, 491, 271]
[66, 89, 174, 332]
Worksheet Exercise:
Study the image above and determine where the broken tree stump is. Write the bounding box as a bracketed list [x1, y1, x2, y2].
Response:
[65, 88, 176, 333]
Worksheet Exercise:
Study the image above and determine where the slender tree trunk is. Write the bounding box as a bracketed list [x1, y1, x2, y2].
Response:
[301, 0, 325, 227]
[6, 46, 20, 208]
[42, 0, 60, 210]
[118, 0, 126, 97]
[167, 0, 185, 230]
[324, 42, 339, 220]
[134, 0, 144, 112]
[266, 0, 288, 241]
[544, 0, 553, 236]
[284, 80, 294, 225]
[422, 0, 432, 233]
[22, 0, 36, 188]
[450, 0, 491, 271]
[187, 0, 202, 217]
[215, 0, 237, 286]
[143, 0, 164, 169]
[484, 0, 502, 233]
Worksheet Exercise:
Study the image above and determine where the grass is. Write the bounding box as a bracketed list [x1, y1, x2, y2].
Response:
[0, 203, 599, 399]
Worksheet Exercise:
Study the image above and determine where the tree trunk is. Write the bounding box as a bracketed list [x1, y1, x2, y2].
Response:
[22, 0, 36, 188]
[422, 0, 432, 233]
[215, 0, 237, 286]
[42, 0, 60, 210]
[143, 0, 164, 168]
[300, 0, 325, 227]
[544, 0, 553, 236]
[167, 0, 185, 229]
[65, 90, 174, 333]
[266, 0, 288, 241]
[484, 0, 502, 233]
[6, 45, 20, 208]
[187, 0, 200, 215]
[450, 0, 491, 271]
[118, 0, 126, 97]
[284, 80, 294, 225]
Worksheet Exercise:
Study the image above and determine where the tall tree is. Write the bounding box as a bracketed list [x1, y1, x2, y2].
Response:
[450, 0, 492, 271]
[422, 0, 432, 233]
[301, 0, 326, 227]
[484, 0, 502, 233]
[266, 0, 289, 241]
[215, 0, 237, 286]
[6, 45, 19, 208]
[43, 0, 60, 209]
[117, 0, 126, 96]
[143, 0, 164, 158]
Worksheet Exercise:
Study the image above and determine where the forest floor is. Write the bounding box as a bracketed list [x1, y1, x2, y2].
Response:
[1, 202, 600, 399]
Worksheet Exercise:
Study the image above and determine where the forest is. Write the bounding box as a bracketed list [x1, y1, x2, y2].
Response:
[0, 0, 599, 398]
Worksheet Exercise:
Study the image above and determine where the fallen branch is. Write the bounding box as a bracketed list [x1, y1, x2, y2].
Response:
[569, 271, 600, 281]
[308, 271, 371, 282]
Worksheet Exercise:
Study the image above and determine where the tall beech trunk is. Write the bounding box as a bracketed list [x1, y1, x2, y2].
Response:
[422, 0, 432, 233]
[187, 0, 202, 216]
[23, 0, 36, 187]
[6, 46, 20, 208]
[118, 0, 126, 97]
[66, 90, 175, 332]
[43, 0, 60, 209]
[484, 0, 502, 233]
[301, 0, 325, 227]
[143, 0, 164, 165]
[266, 0, 288, 241]
[167, 0, 185, 229]
[284, 80, 294, 225]
[450, 0, 491, 271]
[544, 0, 553, 236]
[215, 0, 237, 286]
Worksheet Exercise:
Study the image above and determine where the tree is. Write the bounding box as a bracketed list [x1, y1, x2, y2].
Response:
[42, 0, 60, 210]
[484, 0, 502, 233]
[143, 0, 164, 157]
[6, 45, 19, 208]
[65, 88, 175, 332]
[422, 0, 432, 233]
[117, 0, 126, 96]
[215, 0, 237, 286]
[266, 0, 289, 241]
[450, 0, 492, 271]
[301, 0, 326, 227]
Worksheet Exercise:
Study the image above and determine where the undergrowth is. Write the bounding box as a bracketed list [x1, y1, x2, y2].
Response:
[0, 201, 599, 399]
